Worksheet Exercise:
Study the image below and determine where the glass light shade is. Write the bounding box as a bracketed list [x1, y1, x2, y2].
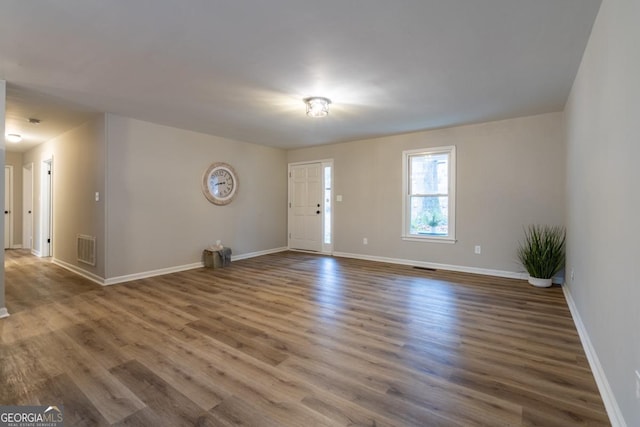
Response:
[6, 134, 22, 143]
[304, 97, 331, 118]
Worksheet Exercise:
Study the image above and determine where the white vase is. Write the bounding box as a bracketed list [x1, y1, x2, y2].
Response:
[528, 276, 553, 288]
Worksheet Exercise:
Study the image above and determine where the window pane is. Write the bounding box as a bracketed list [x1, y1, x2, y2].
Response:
[410, 153, 449, 195]
[409, 196, 449, 236]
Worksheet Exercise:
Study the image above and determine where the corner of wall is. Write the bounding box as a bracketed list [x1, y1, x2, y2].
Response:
[0, 79, 6, 310]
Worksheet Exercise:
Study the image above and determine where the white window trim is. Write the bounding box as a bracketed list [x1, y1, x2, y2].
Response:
[402, 145, 456, 243]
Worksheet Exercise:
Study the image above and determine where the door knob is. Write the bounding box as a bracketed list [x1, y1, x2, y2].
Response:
[4, 211, 8, 214]
[316, 210, 321, 214]
[317, 203, 320, 207]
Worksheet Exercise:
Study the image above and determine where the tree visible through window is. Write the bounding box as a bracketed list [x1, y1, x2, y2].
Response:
[403, 146, 456, 242]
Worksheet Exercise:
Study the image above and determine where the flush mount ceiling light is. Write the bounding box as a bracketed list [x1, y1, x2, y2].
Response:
[303, 97, 331, 118]
[28, 118, 41, 124]
[6, 134, 22, 143]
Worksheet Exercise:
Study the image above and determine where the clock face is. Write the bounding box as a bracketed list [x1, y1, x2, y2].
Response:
[209, 170, 234, 197]
[202, 162, 238, 205]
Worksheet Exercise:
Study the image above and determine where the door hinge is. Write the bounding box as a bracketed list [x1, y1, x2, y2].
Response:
[288, 202, 291, 208]
[47, 238, 51, 243]
[289, 171, 291, 178]
[48, 170, 51, 175]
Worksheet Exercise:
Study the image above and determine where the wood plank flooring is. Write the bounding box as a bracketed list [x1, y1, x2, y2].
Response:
[0, 249, 610, 426]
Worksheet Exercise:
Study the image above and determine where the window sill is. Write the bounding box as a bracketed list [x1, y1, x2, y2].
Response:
[402, 235, 457, 244]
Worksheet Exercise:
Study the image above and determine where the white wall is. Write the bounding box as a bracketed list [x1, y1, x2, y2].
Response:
[288, 112, 566, 276]
[105, 114, 288, 279]
[0, 80, 6, 315]
[564, 0, 639, 425]
[23, 115, 106, 278]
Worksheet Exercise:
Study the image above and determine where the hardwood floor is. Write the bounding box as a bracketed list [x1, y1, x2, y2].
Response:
[0, 249, 609, 426]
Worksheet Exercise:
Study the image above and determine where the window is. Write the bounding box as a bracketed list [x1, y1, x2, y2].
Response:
[402, 146, 456, 243]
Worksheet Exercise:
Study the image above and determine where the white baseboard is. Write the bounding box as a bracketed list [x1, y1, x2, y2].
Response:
[52, 245, 554, 290]
[52, 247, 289, 287]
[31, 249, 41, 257]
[104, 262, 204, 286]
[104, 247, 288, 285]
[46, 247, 560, 288]
[232, 246, 288, 261]
[52, 258, 105, 286]
[562, 284, 625, 427]
[105, 247, 288, 285]
[0, 307, 9, 318]
[332, 251, 565, 284]
[332, 251, 528, 281]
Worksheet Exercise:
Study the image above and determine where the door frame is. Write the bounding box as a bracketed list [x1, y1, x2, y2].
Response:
[22, 163, 33, 250]
[41, 158, 53, 257]
[287, 159, 334, 254]
[4, 165, 13, 249]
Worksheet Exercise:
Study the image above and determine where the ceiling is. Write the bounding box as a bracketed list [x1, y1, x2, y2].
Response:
[1, 1, 601, 152]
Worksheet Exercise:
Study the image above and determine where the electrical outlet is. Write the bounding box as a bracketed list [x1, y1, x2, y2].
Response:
[635, 370, 640, 400]
[570, 269, 575, 282]
[363, 238, 368, 245]
[474, 245, 481, 255]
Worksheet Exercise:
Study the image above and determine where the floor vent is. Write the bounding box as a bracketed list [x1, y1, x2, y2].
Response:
[77, 234, 96, 266]
[413, 266, 437, 272]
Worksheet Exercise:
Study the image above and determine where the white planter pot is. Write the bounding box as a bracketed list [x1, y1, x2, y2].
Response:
[528, 276, 553, 288]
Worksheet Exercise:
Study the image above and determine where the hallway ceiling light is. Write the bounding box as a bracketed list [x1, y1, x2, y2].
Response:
[6, 134, 22, 143]
[304, 97, 331, 118]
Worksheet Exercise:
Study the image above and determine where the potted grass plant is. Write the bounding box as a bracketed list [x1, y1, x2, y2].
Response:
[517, 224, 566, 288]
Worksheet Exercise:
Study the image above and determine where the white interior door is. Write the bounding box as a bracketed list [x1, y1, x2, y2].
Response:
[289, 163, 323, 251]
[23, 164, 33, 250]
[4, 166, 13, 249]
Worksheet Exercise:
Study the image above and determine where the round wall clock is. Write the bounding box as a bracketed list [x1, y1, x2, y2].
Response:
[202, 162, 238, 205]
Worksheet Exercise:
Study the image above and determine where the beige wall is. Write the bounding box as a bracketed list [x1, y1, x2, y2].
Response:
[565, 0, 638, 424]
[55, 116, 106, 278]
[5, 151, 23, 247]
[23, 115, 107, 278]
[0, 80, 6, 311]
[105, 114, 288, 279]
[288, 112, 565, 275]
